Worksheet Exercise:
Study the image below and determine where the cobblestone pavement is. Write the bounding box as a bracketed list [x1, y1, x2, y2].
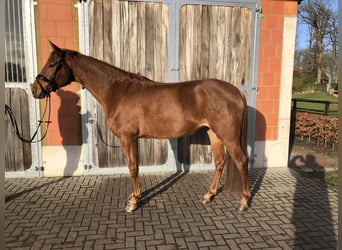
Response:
[5, 168, 338, 249]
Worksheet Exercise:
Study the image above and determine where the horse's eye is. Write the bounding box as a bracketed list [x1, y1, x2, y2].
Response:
[48, 64, 55, 68]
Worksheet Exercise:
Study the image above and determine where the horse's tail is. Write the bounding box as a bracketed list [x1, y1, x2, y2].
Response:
[224, 91, 248, 194]
[240, 92, 249, 163]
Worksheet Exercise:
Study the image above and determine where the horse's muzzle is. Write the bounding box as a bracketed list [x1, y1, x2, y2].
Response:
[31, 82, 45, 99]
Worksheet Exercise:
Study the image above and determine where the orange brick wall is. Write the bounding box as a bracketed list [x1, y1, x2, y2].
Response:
[36, 0, 81, 145]
[35, 0, 297, 144]
[255, 0, 298, 140]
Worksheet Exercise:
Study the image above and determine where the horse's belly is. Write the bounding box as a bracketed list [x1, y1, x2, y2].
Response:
[138, 118, 202, 139]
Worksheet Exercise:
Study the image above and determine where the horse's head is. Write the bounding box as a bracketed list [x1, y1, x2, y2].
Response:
[31, 41, 74, 99]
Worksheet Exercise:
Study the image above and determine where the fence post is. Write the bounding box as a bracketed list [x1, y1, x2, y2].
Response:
[324, 102, 329, 116]
[292, 98, 297, 113]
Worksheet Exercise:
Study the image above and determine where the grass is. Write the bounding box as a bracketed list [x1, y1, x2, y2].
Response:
[292, 91, 338, 116]
[293, 91, 338, 102]
[300, 170, 338, 187]
[293, 139, 338, 187]
[325, 170, 338, 187]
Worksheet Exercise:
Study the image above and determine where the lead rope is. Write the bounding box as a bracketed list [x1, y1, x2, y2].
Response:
[5, 95, 52, 143]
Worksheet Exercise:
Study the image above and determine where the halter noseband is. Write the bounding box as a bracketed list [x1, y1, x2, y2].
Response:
[35, 56, 73, 97]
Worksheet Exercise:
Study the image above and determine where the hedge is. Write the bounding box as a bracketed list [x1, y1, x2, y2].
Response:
[294, 112, 338, 150]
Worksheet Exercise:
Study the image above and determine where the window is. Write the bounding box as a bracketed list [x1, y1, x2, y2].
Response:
[5, 0, 27, 83]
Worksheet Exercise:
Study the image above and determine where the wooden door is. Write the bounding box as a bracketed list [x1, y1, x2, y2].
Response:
[88, 0, 169, 167]
[178, 5, 252, 164]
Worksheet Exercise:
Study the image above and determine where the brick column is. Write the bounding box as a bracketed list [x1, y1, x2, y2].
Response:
[36, 0, 81, 145]
[256, 0, 298, 141]
[254, 0, 298, 168]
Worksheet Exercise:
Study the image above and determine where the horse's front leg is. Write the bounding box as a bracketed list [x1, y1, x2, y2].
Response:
[119, 136, 141, 212]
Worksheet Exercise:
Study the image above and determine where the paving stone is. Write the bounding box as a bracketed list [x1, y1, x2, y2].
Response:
[5, 168, 338, 249]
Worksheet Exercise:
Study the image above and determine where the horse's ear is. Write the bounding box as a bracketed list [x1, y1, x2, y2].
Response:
[49, 40, 66, 57]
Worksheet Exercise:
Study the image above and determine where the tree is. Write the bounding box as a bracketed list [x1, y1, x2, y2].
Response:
[327, 11, 338, 83]
[298, 0, 333, 84]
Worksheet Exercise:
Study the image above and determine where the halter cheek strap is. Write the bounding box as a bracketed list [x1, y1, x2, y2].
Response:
[36, 74, 58, 92]
[35, 59, 74, 97]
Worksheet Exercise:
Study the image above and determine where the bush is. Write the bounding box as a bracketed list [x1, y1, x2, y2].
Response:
[292, 75, 316, 93]
[314, 83, 327, 92]
[332, 83, 338, 90]
[295, 112, 338, 149]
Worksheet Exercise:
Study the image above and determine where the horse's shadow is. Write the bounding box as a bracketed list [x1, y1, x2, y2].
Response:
[5, 177, 71, 203]
[138, 171, 188, 207]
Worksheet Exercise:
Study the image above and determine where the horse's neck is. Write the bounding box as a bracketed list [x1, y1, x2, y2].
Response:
[65, 51, 126, 108]
[66, 51, 114, 87]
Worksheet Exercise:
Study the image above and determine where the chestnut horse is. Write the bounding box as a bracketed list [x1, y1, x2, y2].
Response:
[31, 42, 250, 212]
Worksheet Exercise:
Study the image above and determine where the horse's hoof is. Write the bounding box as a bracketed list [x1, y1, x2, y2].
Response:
[238, 205, 248, 212]
[125, 203, 137, 212]
[202, 192, 214, 204]
[202, 199, 210, 204]
[125, 194, 139, 212]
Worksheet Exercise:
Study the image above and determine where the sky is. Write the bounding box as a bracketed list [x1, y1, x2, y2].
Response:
[295, 0, 338, 50]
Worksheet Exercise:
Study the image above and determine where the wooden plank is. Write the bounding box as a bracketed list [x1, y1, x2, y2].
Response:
[232, 7, 241, 85]
[103, 0, 113, 65]
[20, 90, 32, 169]
[94, 0, 104, 60]
[12, 89, 25, 171]
[179, 6, 187, 81]
[136, 2, 146, 76]
[161, 4, 168, 81]
[5, 88, 32, 172]
[112, 0, 121, 66]
[154, 3, 162, 82]
[200, 5, 209, 79]
[5, 89, 15, 171]
[144, 2, 155, 80]
[215, 6, 225, 81]
[185, 5, 193, 80]
[120, 1, 129, 71]
[129, 1, 138, 73]
[193, 6, 202, 80]
[208, 6, 218, 78]
[224, 7, 233, 83]
[242, 8, 252, 85]
[88, 0, 95, 61]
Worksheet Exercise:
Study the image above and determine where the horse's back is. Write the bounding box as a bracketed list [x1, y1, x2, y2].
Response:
[195, 79, 246, 112]
[143, 78, 246, 117]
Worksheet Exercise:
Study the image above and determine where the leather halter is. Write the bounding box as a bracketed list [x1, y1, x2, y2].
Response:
[35, 56, 74, 98]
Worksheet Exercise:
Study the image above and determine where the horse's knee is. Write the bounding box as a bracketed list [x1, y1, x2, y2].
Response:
[214, 158, 226, 171]
[128, 166, 139, 178]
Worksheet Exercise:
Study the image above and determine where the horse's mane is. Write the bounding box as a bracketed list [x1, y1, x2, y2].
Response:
[66, 49, 154, 84]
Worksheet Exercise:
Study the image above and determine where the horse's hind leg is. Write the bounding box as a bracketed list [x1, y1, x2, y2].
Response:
[224, 140, 250, 211]
[203, 129, 226, 203]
